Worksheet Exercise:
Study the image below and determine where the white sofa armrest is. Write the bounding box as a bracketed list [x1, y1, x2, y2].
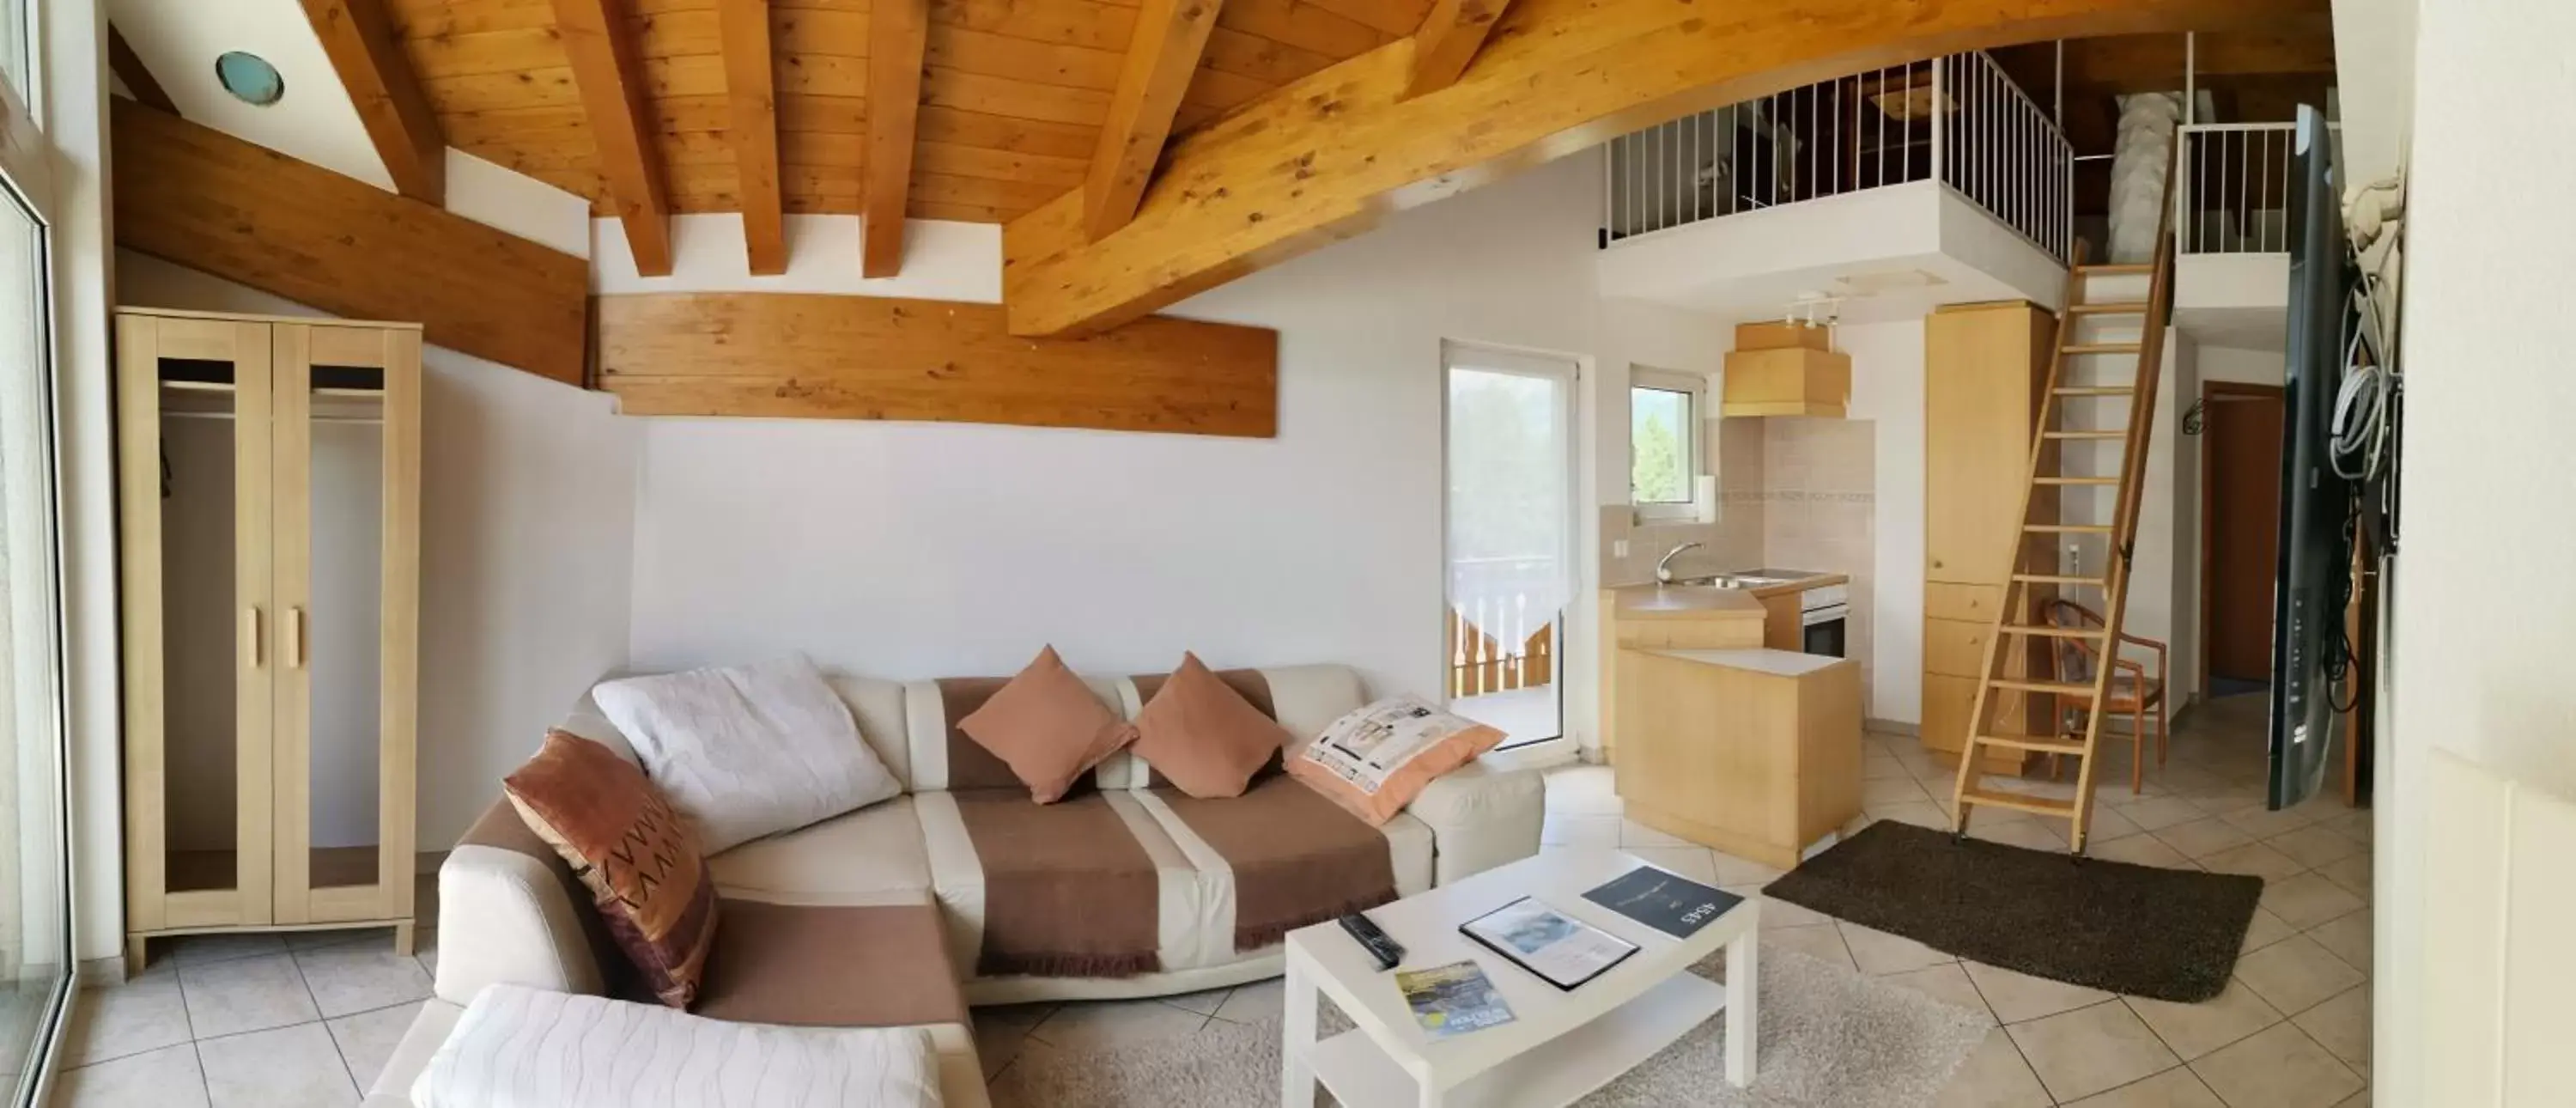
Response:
[434, 801, 616, 1005]
[1404, 757, 1545, 886]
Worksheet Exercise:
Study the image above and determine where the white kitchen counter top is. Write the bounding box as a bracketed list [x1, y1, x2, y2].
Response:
[1637, 648, 1852, 678]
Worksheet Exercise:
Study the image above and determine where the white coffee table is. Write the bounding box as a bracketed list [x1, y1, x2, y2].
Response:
[1280, 848, 1759, 1108]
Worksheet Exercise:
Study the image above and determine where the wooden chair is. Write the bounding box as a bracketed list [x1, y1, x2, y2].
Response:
[2043, 598, 2168, 794]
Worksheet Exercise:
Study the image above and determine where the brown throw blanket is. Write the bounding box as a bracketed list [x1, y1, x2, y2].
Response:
[1155, 774, 1399, 952]
[947, 789, 1164, 977]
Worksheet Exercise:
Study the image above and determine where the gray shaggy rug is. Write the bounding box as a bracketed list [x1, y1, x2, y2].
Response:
[988, 948, 1990, 1107]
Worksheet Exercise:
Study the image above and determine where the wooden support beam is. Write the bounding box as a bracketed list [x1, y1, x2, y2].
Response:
[550, 0, 673, 275]
[717, 0, 786, 274]
[1083, 0, 1228, 240]
[110, 100, 588, 387]
[106, 24, 177, 115]
[863, 0, 930, 277]
[299, 0, 446, 204]
[1003, 0, 2330, 338]
[596, 293, 1278, 437]
[1993, 23, 2336, 96]
[1404, 0, 1511, 99]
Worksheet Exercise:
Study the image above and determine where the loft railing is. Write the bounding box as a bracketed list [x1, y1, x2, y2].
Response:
[1601, 51, 2072, 264]
[2176, 121, 2336, 255]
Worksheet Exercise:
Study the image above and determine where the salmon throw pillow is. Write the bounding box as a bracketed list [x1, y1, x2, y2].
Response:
[1287, 696, 1506, 825]
[503, 730, 719, 1008]
[957, 645, 1137, 803]
[1130, 653, 1292, 798]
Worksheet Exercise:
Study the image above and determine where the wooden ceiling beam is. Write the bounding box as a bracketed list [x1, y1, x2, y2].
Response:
[717, 0, 787, 274]
[106, 23, 177, 115]
[1083, 0, 1228, 240]
[300, 0, 447, 204]
[863, 0, 930, 277]
[1003, 0, 2332, 338]
[550, 0, 673, 275]
[109, 100, 587, 386]
[1404, 0, 1512, 99]
[1991, 23, 2336, 99]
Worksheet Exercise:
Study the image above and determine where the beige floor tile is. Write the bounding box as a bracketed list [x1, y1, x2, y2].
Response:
[1932, 1026, 2052, 1108]
[1763, 924, 1857, 974]
[2239, 908, 2298, 955]
[1863, 752, 1912, 781]
[1619, 818, 1694, 849]
[1212, 977, 1284, 1024]
[2124, 978, 2283, 1061]
[2290, 986, 2370, 1074]
[1543, 765, 1619, 813]
[1627, 846, 1720, 885]
[2320, 812, 2371, 845]
[2083, 805, 2146, 842]
[2233, 934, 2366, 1016]
[1157, 985, 1230, 1017]
[972, 1007, 1049, 1080]
[2262, 873, 2368, 929]
[2189, 1022, 2362, 1108]
[179, 955, 320, 1039]
[2306, 910, 2372, 973]
[2330, 1087, 2369, 1108]
[2006, 1000, 2183, 1102]
[1868, 801, 1951, 831]
[1963, 961, 2112, 1025]
[1880, 963, 1996, 1026]
[325, 1001, 422, 1090]
[2117, 797, 2215, 833]
[1838, 922, 1955, 976]
[1708, 850, 1785, 887]
[196, 1022, 361, 1108]
[2265, 825, 2365, 869]
[166, 934, 288, 970]
[60, 974, 191, 1067]
[1540, 814, 1620, 848]
[2196, 842, 2307, 880]
[2062, 1066, 2228, 1107]
[2091, 834, 2195, 869]
[1865, 776, 1935, 808]
[1027, 997, 1206, 1052]
[293, 946, 433, 1020]
[2154, 818, 2255, 861]
[52, 1043, 210, 1108]
[414, 930, 438, 983]
[2219, 804, 2316, 842]
[2316, 855, 2372, 901]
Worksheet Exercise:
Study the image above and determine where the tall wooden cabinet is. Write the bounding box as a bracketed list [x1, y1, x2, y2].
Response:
[1922, 301, 2055, 770]
[116, 308, 422, 969]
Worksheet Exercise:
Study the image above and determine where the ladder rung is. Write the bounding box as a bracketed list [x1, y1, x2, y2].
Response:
[2063, 342, 2143, 355]
[1996, 623, 2111, 638]
[1990, 678, 2099, 697]
[2024, 523, 2113, 533]
[2044, 430, 2125, 440]
[2078, 263, 2154, 276]
[1971, 734, 2090, 756]
[2068, 301, 2149, 315]
[2014, 573, 2108, 586]
[2035, 476, 2118, 485]
[2052, 387, 2135, 396]
[1959, 787, 2080, 819]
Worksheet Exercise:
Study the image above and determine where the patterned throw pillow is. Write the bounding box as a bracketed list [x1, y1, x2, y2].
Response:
[503, 730, 719, 1008]
[1287, 695, 1507, 825]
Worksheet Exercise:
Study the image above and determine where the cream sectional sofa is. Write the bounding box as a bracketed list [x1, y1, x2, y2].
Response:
[363, 663, 1546, 1106]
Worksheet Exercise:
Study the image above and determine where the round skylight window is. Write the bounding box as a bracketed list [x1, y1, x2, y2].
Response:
[214, 52, 284, 107]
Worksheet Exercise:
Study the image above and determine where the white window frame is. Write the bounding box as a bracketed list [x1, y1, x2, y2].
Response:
[1629, 365, 1708, 522]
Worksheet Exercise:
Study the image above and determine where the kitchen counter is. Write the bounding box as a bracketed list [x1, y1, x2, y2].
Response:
[1728, 572, 1849, 600]
[1613, 644, 1863, 868]
[1640, 647, 1848, 678]
[1602, 584, 1768, 618]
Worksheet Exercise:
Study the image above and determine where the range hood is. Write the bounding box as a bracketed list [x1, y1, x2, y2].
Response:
[1722, 321, 1849, 417]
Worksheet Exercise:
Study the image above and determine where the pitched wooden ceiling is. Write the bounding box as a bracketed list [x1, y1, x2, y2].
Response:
[385, 0, 1431, 224]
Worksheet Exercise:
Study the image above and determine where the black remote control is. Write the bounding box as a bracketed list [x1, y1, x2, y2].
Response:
[1337, 912, 1404, 971]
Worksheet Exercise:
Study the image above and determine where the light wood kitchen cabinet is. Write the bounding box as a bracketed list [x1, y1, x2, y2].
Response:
[1922, 301, 2056, 770]
[1597, 586, 1765, 760]
[1722, 321, 1850, 417]
[1615, 648, 1862, 870]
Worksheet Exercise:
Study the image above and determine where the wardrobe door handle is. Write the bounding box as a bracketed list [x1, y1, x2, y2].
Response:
[243, 607, 262, 668]
[287, 606, 305, 668]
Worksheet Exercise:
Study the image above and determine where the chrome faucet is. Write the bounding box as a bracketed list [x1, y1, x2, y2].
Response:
[1655, 541, 1704, 584]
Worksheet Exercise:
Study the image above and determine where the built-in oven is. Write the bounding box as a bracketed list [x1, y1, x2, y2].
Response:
[1800, 583, 1850, 659]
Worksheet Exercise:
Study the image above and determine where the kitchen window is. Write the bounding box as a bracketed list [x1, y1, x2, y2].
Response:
[1630, 367, 1706, 521]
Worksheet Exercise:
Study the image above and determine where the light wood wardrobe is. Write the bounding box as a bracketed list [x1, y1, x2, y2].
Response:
[1922, 301, 2056, 773]
[116, 307, 422, 971]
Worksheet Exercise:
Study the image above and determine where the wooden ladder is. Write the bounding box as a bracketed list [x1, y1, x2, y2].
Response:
[1948, 157, 2179, 855]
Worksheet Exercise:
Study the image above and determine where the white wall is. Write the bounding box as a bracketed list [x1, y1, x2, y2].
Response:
[2386, 0, 2576, 1099]
[1841, 321, 1926, 724]
[2196, 345, 2285, 387]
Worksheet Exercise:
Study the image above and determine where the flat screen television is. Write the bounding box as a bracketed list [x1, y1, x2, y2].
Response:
[2267, 105, 2351, 809]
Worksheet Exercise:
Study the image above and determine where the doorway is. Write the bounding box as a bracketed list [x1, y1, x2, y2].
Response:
[1443, 344, 1578, 751]
[2200, 381, 2287, 697]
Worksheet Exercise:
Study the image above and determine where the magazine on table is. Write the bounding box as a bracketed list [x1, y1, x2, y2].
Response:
[1398, 960, 1516, 1039]
[1458, 897, 1639, 990]
[1580, 864, 1744, 941]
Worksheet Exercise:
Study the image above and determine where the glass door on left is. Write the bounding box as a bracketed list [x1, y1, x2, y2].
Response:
[1443, 344, 1577, 751]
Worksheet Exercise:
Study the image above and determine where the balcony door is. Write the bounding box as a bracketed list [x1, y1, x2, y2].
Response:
[1443, 344, 1577, 751]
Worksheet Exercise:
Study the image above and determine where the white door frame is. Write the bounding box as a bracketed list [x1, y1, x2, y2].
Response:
[1439, 339, 1582, 759]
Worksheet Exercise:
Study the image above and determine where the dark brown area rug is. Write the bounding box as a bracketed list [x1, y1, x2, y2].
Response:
[1762, 820, 2263, 1002]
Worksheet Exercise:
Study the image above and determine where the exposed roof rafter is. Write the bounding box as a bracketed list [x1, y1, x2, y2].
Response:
[106, 23, 178, 116]
[863, 0, 930, 277]
[300, 0, 447, 204]
[550, 0, 674, 275]
[1404, 0, 1512, 99]
[1083, 0, 1228, 241]
[716, 0, 787, 274]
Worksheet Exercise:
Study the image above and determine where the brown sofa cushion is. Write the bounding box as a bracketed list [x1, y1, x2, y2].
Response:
[1130, 653, 1293, 798]
[957, 645, 1136, 803]
[693, 900, 968, 1028]
[503, 730, 719, 1008]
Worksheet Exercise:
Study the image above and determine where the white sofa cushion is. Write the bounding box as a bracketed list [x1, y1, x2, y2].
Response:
[411, 984, 943, 1108]
[593, 654, 902, 852]
[708, 795, 932, 906]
